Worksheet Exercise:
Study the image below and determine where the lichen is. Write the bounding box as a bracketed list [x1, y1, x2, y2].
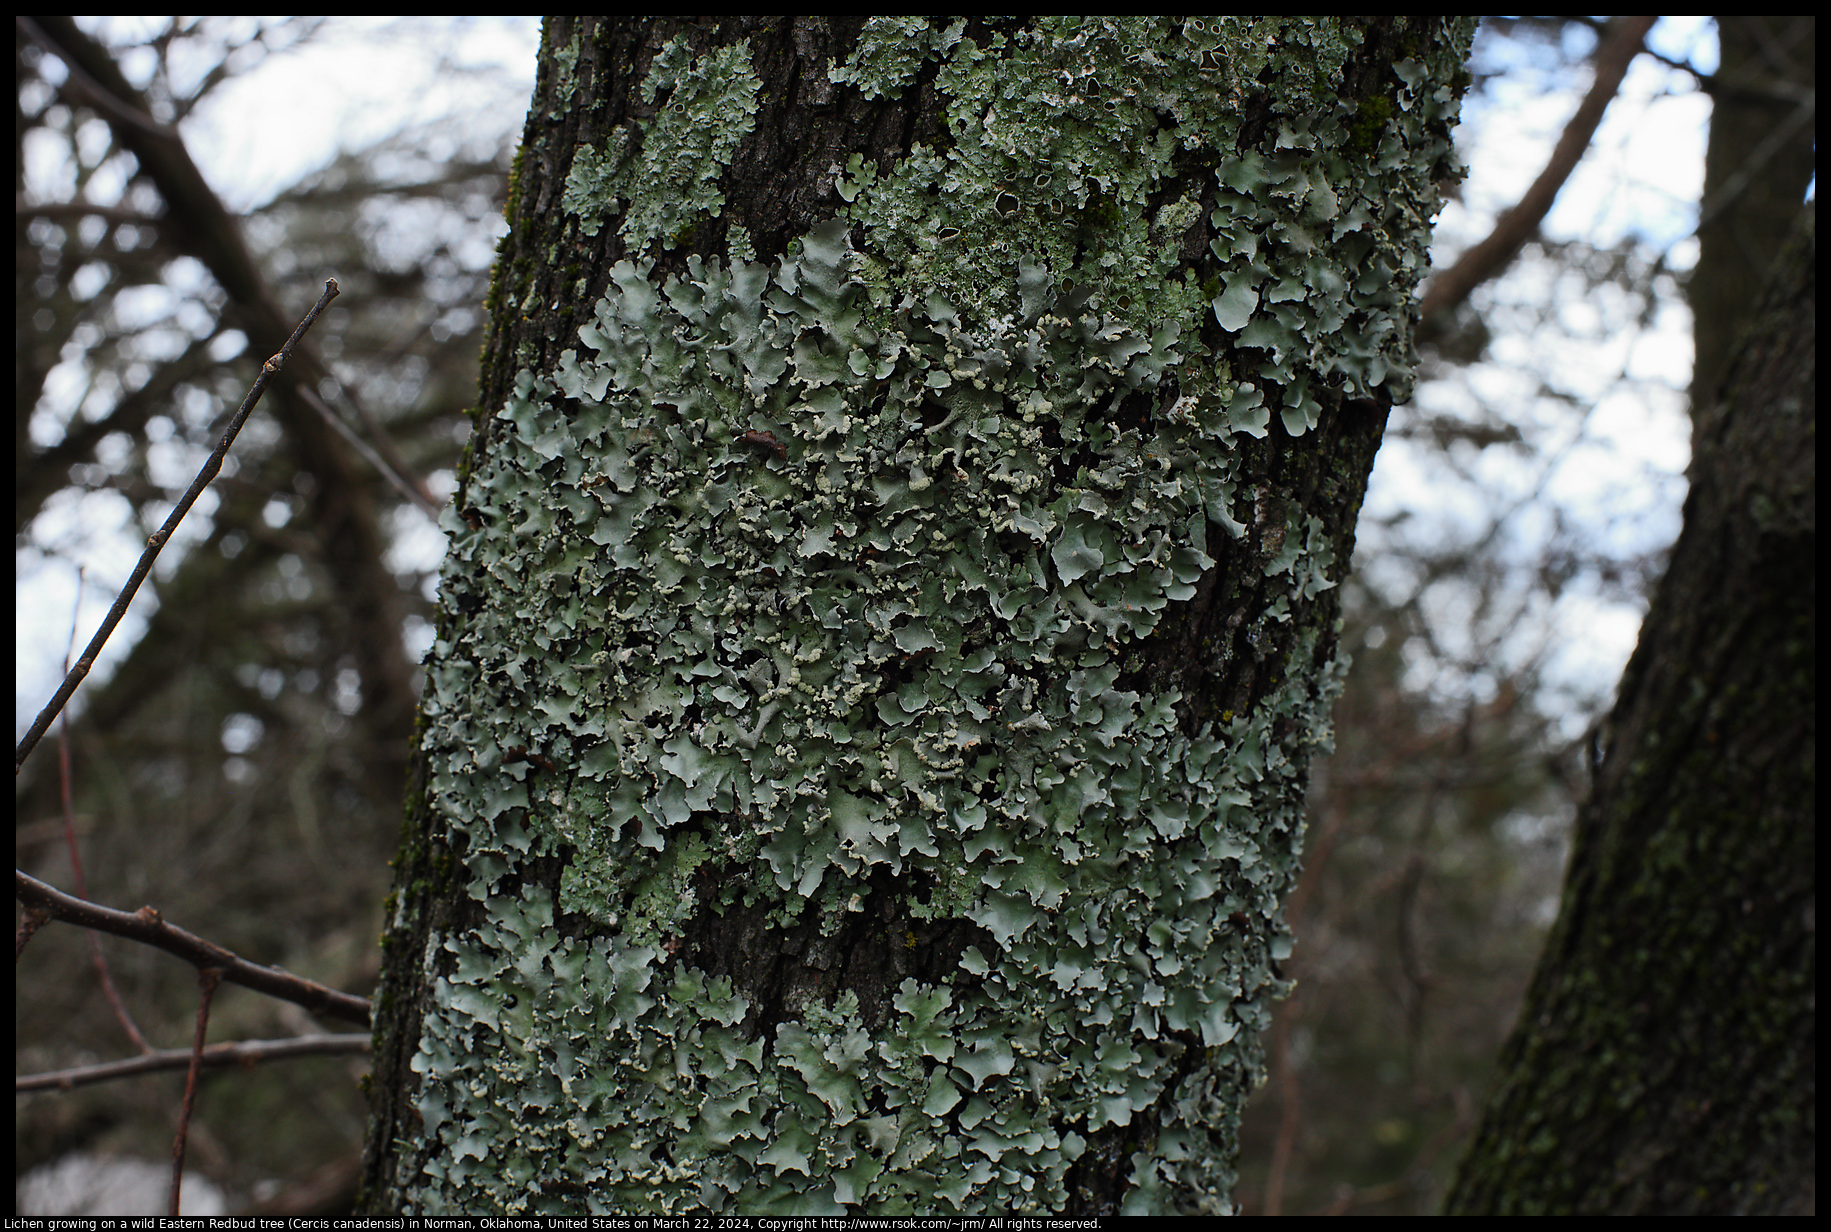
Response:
[560, 35, 761, 249]
[405, 16, 1472, 1216]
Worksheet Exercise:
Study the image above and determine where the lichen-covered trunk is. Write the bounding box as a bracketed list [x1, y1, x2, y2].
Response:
[360, 17, 1471, 1215]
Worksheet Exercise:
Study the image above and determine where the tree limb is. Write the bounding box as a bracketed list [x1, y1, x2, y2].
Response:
[15, 869, 373, 1027]
[1418, 16, 1658, 331]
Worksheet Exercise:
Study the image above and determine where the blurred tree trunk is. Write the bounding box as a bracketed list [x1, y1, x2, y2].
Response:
[1445, 200, 1814, 1213]
[360, 17, 1472, 1215]
[1447, 20, 1815, 1212]
[1686, 16, 1815, 432]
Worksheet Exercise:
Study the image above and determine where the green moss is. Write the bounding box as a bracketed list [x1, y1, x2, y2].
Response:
[1346, 93, 1396, 155]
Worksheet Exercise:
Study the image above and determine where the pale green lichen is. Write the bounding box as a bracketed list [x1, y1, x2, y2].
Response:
[407, 16, 1471, 1216]
[560, 35, 761, 249]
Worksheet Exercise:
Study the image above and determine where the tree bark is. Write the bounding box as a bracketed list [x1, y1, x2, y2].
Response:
[1445, 207, 1815, 1215]
[360, 17, 1472, 1215]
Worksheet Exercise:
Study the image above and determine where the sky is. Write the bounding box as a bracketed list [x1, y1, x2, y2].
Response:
[1364, 16, 1718, 724]
[18, 17, 1726, 745]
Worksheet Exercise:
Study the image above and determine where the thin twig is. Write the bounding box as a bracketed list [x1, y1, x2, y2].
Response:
[16, 1033, 372, 1093]
[171, 966, 222, 1217]
[58, 570, 152, 1053]
[296, 377, 442, 517]
[15, 278, 340, 774]
[13, 869, 372, 1027]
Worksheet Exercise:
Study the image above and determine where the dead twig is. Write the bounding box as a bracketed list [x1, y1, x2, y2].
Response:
[170, 966, 223, 1215]
[16, 1033, 373, 1093]
[13, 869, 372, 1027]
[15, 278, 340, 774]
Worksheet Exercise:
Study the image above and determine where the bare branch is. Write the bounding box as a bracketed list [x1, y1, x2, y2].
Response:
[24, 16, 436, 765]
[13, 869, 372, 1027]
[15, 279, 340, 774]
[1418, 16, 1658, 331]
[171, 966, 223, 1215]
[15, 1033, 372, 1093]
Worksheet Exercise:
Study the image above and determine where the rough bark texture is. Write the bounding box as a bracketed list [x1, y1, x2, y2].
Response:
[1446, 209, 1814, 1215]
[361, 17, 1471, 1215]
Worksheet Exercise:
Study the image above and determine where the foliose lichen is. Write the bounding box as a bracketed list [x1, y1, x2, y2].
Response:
[406, 16, 1471, 1216]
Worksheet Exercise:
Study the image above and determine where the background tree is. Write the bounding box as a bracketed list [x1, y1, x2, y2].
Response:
[357, 15, 1473, 1216]
[1444, 17, 1814, 1213]
[1444, 203, 1813, 1221]
[1235, 17, 1729, 1213]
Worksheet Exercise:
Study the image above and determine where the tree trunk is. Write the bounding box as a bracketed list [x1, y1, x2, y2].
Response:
[359, 17, 1473, 1215]
[1445, 206, 1815, 1214]
[1685, 17, 1815, 433]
